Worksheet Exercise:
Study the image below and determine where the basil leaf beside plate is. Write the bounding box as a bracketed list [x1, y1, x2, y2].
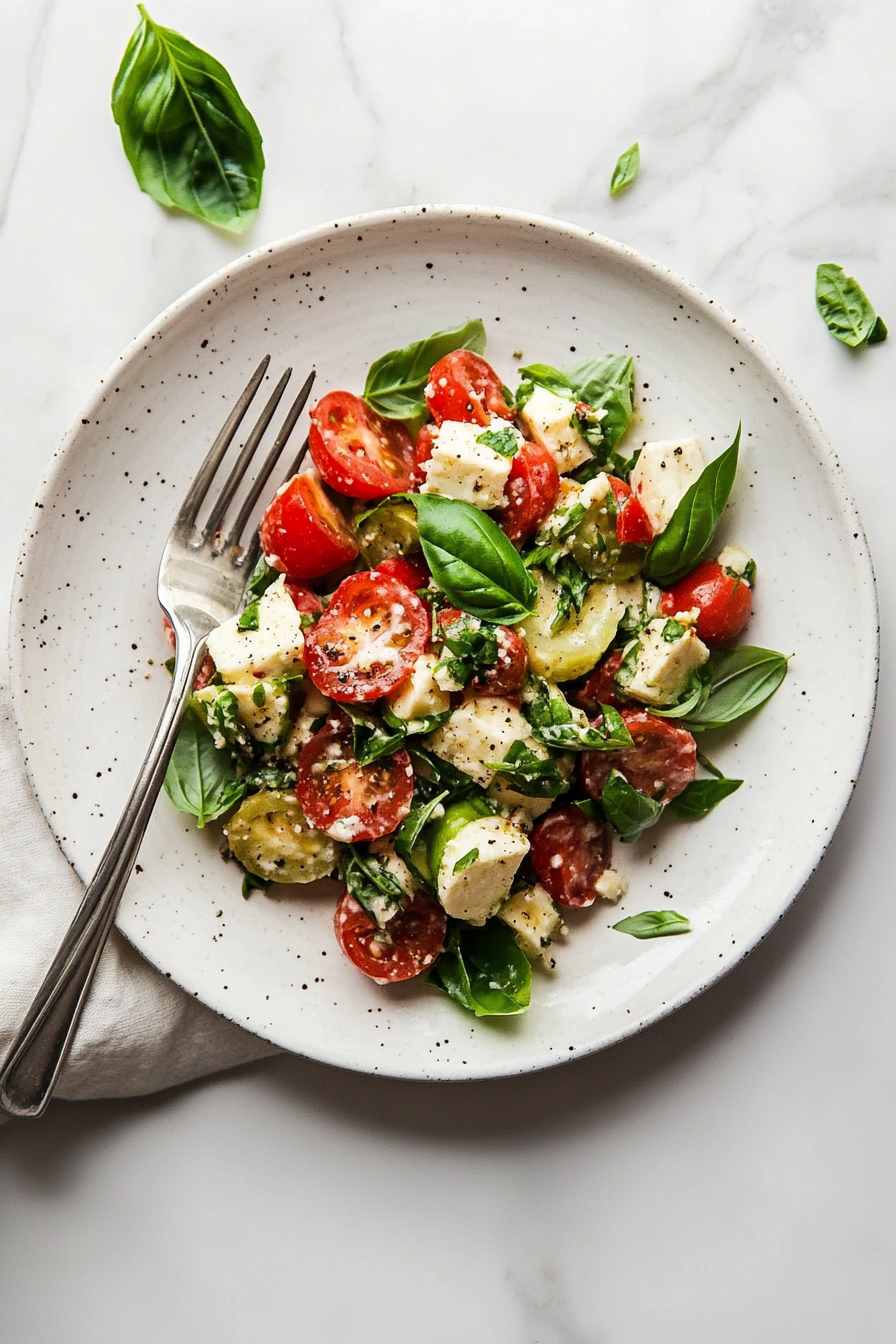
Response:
[643, 425, 741, 586]
[112, 5, 264, 233]
[428, 920, 531, 1017]
[412, 495, 537, 623]
[363, 319, 487, 429]
[613, 910, 691, 938]
[682, 646, 788, 732]
[164, 706, 245, 827]
[668, 777, 743, 819]
[601, 771, 663, 843]
[815, 264, 888, 348]
[610, 142, 641, 196]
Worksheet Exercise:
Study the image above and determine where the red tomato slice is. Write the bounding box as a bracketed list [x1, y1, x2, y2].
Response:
[296, 713, 414, 842]
[425, 350, 514, 427]
[260, 472, 358, 582]
[414, 423, 437, 483]
[660, 560, 752, 648]
[495, 440, 560, 545]
[304, 572, 430, 702]
[284, 580, 323, 614]
[530, 803, 613, 908]
[309, 391, 416, 499]
[581, 709, 696, 803]
[376, 554, 430, 591]
[573, 649, 629, 713]
[334, 890, 447, 984]
[471, 625, 528, 696]
[608, 475, 654, 545]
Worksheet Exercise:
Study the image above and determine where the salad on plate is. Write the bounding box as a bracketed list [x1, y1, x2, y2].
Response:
[163, 319, 787, 1019]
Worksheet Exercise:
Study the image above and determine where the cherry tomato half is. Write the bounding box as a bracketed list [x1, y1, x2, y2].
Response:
[414, 423, 437, 484]
[260, 472, 358, 582]
[297, 713, 414, 842]
[573, 649, 629, 713]
[284, 580, 323, 614]
[581, 709, 696, 803]
[608, 475, 654, 546]
[334, 890, 447, 984]
[304, 571, 430, 702]
[309, 391, 416, 499]
[530, 803, 614, 908]
[495, 440, 560, 545]
[376, 554, 431, 591]
[659, 560, 753, 648]
[424, 350, 514, 427]
[472, 625, 528, 696]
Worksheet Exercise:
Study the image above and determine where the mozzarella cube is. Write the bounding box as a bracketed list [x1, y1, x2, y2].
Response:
[206, 575, 305, 682]
[717, 544, 753, 579]
[594, 868, 628, 903]
[437, 816, 530, 925]
[499, 884, 563, 960]
[487, 774, 553, 820]
[419, 417, 516, 509]
[386, 652, 451, 723]
[518, 385, 593, 473]
[204, 680, 291, 746]
[427, 695, 546, 787]
[630, 438, 705, 534]
[625, 617, 709, 707]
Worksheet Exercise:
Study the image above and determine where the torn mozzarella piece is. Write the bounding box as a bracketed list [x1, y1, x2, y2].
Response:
[630, 438, 705, 534]
[437, 816, 530, 925]
[206, 575, 305, 682]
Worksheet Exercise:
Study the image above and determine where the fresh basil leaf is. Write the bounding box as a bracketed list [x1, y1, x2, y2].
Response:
[194, 686, 248, 750]
[573, 797, 604, 821]
[237, 599, 261, 633]
[815, 263, 888, 349]
[393, 789, 448, 892]
[644, 425, 741, 586]
[662, 618, 686, 643]
[613, 910, 691, 938]
[112, 5, 264, 233]
[610, 142, 640, 197]
[241, 871, 271, 899]
[363, 319, 487, 428]
[696, 750, 724, 780]
[564, 355, 635, 455]
[669, 777, 742, 819]
[428, 920, 531, 1017]
[453, 848, 479, 874]
[164, 707, 245, 827]
[246, 555, 279, 601]
[547, 555, 591, 634]
[338, 845, 406, 926]
[435, 610, 500, 688]
[251, 682, 267, 708]
[476, 426, 520, 458]
[601, 770, 663, 843]
[683, 645, 788, 731]
[489, 741, 568, 798]
[242, 764, 296, 792]
[381, 705, 452, 738]
[412, 495, 537, 623]
[405, 745, 486, 807]
[516, 362, 574, 397]
[525, 675, 633, 752]
[647, 665, 712, 719]
[340, 703, 408, 766]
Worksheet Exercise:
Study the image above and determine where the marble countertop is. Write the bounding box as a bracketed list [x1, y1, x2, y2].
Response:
[2, 1, 895, 1339]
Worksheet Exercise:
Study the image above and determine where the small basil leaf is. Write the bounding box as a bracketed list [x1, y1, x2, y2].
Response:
[815, 264, 888, 349]
[340, 703, 408, 766]
[363, 319, 487, 427]
[164, 707, 245, 827]
[111, 5, 264, 233]
[405, 745, 488, 808]
[338, 844, 406, 926]
[237, 599, 261, 632]
[489, 741, 569, 798]
[613, 910, 691, 938]
[246, 555, 279, 601]
[428, 920, 531, 1016]
[412, 495, 537, 623]
[683, 646, 788, 732]
[647, 665, 712, 719]
[601, 771, 663, 843]
[242, 764, 296, 792]
[526, 678, 634, 752]
[516, 362, 574, 397]
[610, 142, 640, 197]
[563, 355, 635, 454]
[644, 425, 741, 586]
[381, 705, 452, 738]
[669, 777, 743, 819]
[434, 611, 500, 688]
[476, 426, 519, 458]
[242, 871, 271, 899]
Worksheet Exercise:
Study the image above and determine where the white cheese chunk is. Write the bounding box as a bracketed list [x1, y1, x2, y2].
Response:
[427, 695, 546, 787]
[385, 652, 451, 723]
[518, 385, 593, 473]
[487, 775, 553, 820]
[419, 417, 517, 509]
[614, 576, 663, 625]
[717, 544, 753, 578]
[498, 884, 563, 960]
[630, 438, 705, 534]
[625, 617, 709, 706]
[206, 575, 305, 683]
[437, 816, 530, 925]
[594, 868, 628, 903]
[207, 680, 291, 746]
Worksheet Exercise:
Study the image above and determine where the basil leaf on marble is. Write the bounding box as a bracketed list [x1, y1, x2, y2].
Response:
[164, 706, 245, 827]
[428, 920, 531, 1017]
[668, 777, 743, 819]
[601, 771, 663, 843]
[363, 319, 487, 428]
[610, 142, 640, 196]
[815, 264, 888, 348]
[413, 495, 537, 623]
[112, 5, 264, 233]
[613, 910, 691, 938]
[644, 425, 741, 586]
[682, 646, 788, 731]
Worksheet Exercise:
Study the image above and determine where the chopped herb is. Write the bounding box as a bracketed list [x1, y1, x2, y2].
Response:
[489, 741, 569, 798]
[453, 848, 480, 874]
[242, 871, 271, 899]
[251, 682, 267, 707]
[476, 426, 519, 458]
[237, 599, 261, 632]
[662, 618, 686, 643]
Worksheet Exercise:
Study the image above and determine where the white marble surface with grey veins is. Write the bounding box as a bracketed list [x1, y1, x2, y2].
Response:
[2, 1, 896, 1340]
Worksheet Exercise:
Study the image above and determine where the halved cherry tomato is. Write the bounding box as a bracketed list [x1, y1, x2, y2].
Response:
[284, 580, 323, 614]
[376, 554, 431, 591]
[530, 803, 613, 908]
[260, 472, 358, 582]
[424, 350, 514, 427]
[581, 709, 696, 803]
[296, 713, 414, 842]
[304, 571, 430, 702]
[309, 391, 416, 499]
[495, 440, 560, 545]
[334, 890, 447, 984]
[659, 560, 752, 648]
[573, 649, 629, 713]
[414, 423, 437, 483]
[608, 475, 654, 546]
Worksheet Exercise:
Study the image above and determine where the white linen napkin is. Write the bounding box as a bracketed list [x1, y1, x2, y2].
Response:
[0, 668, 278, 1112]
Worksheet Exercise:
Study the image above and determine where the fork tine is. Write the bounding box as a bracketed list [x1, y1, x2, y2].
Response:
[227, 369, 316, 549]
[202, 368, 293, 541]
[280, 434, 311, 484]
[173, 356, 270, 535]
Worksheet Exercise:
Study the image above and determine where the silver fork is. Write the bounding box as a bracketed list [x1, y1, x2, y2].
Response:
[0, 357, 315, 1119]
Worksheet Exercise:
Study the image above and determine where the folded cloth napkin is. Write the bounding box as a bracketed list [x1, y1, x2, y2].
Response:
[0, 668, 278, 1113]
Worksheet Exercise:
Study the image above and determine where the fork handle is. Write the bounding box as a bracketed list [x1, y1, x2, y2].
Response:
[0, 640, 207, 1118]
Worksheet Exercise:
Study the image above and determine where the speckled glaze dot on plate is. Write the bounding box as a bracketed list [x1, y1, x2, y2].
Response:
[9, 206, 878, 1080]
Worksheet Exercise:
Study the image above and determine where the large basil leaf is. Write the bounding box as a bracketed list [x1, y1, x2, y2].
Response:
[428, 920, 531, 1017]
[564, 354, 635, 452]
[525, 674, 633, 752]
[412, 495, 537, 623]
[363, 319, 487, 428]
[668, 777, 742, 818]
[613, 910, 691, 938]
[815, 264, 888, 348]
[601, 771, 663, 843]
[682, 645, 788, 731]
[112, 6, 264, 233]
[643, 425, 741, 586]
[164, 706, 245, 827]
[610, 142, 640, 196]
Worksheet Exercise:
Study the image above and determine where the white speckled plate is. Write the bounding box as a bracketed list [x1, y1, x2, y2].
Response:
[10, 207, 878, 1079]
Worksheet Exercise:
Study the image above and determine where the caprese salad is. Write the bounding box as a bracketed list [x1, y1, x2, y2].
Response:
[163, 319, 787, 1019]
